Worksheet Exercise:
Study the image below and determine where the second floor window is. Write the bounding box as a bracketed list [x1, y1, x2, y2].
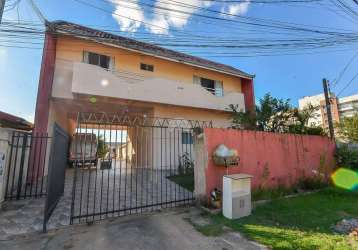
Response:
[83, 51, 112, 70]
[193, 76, 223, 97]
[140, 63, 154, 72]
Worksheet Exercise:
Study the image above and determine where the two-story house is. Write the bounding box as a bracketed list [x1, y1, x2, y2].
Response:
[33, 21, 255, 169]
[34, 21, 254, 136]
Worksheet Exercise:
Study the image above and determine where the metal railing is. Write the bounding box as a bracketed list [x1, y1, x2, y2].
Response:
[76, 112, 213, 129]
[202, 87, 224, 97]
[5, 131, 51, 200]
[69, 112, 205, 224]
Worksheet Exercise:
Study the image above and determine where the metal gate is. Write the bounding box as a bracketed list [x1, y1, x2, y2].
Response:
[5, 131, 50, 200]
[43, 124, 69, 232]
[70, 112, 212, 224]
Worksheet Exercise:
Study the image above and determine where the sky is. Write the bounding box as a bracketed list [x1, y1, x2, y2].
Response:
[1, 0, 358, 122]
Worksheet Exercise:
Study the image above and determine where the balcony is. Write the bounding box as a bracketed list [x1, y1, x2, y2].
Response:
[52, 60, 246, 112]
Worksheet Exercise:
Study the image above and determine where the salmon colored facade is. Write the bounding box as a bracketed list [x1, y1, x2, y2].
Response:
[32, 23, 255, 174]
[34, 30, 255, 136]
[203, 128, 336, 198]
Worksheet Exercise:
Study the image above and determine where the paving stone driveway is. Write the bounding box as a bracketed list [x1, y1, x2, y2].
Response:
[0, 171, 73, 240]
[0, 167, 191, 240]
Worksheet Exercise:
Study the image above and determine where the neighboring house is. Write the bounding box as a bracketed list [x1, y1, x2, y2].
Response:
[32, 21, 255, 168]
[298, 93, 358, 129]
[0, 111, 33, 131]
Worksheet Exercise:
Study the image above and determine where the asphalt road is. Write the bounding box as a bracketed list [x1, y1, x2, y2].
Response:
[0, 208, 265, 250]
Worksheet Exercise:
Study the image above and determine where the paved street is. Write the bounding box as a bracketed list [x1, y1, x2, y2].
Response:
[0, 208, 265, 250]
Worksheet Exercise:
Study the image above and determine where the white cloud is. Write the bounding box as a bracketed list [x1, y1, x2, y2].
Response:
[111, 0, 250, 34]
[147, 0, 212, 34]
[221, 0, 251, 16]
[111, 0, 144, 32]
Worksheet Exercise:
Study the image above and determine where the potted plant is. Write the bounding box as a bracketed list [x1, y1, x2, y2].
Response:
[210, 188, 222, 209]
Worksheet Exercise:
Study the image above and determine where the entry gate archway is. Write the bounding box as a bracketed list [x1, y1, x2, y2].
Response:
[70, 112, 212, 224]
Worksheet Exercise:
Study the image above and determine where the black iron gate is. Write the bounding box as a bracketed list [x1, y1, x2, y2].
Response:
[5, 131, 50, 200]
[43, 124, 69, 232]
[70, 112, 212, 224]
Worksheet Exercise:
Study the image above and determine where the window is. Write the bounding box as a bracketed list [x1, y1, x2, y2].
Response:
[140, 63, 154, 72]
[182, 132, 193, 144]
[193, 76, 223, 97]
[84, 51, 112, 70]
[200, 77, 215, 94]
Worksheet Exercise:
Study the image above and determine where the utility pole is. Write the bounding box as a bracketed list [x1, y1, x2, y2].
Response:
[0, 0, 5, 24]
[323, 78, 335, 139]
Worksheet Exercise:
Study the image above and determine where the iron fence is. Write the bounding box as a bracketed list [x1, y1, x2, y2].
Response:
[70, 113, 211, 224]
[5, 131, 51, 200]
[43, 124, 69, 232]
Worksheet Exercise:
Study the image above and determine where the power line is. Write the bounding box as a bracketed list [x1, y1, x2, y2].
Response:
[336, 71, 358, 96]
[1, 19, 358, 56]
[26, 0, 46, 24]
[332, 50, 358, 88]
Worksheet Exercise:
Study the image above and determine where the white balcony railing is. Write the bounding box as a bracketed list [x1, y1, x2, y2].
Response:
[52, 60, 246, 112]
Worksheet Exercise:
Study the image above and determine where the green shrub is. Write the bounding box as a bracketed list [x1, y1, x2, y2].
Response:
[252, 177, 328, 201]
[335, 144, 358, 170]
[303, 126, 326, 136]
[296, 176, 328, 191]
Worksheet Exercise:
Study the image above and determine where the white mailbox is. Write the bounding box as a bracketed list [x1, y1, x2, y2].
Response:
[223, 174, 253, 219]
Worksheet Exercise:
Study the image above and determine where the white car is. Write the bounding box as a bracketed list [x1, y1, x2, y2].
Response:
[69, 133, 98, 167]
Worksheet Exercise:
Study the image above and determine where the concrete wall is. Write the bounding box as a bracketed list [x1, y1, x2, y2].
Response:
[66, 61, 246, 112]
[197, 128, 336, 199]
[55, 36, 244, 94]
[126, 126, 193, 170]
[0, 129, 12, 205]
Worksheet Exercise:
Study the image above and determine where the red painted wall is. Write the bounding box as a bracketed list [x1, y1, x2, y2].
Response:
[241, 78, 255, 112]
[28, 32, 57, 182]
[33, 32, 57, 134]
[204, 128, 336, 198]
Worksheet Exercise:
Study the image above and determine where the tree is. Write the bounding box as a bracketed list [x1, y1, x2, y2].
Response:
[229, 93, 325, 135]
[229, 104, 257, 130]
[230, 93, 292, 133]
[337, 114, 358, 143]
[97, 135, 109, 158]
[288, 104, 325, 135]
[256, 93, 292, 132]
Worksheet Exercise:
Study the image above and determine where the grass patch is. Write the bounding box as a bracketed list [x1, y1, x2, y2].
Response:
[252, 186, 297, 201]
[167, 174, 194, 192]
[196, 188, 358, 249]
[252, 178, 329, 201]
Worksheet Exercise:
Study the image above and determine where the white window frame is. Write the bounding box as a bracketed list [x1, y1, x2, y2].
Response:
[83, 51, 114, 70]
[193, 75, 224, 97]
